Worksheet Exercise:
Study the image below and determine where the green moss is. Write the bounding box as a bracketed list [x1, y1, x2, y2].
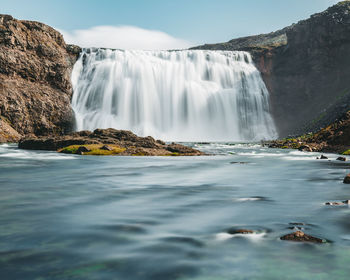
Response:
[281, 146, 289, 149]
[59, 144, 126, 155]
[342, 149, 350, 155]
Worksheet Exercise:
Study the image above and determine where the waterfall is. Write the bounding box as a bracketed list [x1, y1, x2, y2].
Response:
[71, 48, 277, 142]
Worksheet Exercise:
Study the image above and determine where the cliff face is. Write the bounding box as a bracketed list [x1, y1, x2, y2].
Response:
[193, 1, 350, 137]
[0, 14, 81, 142]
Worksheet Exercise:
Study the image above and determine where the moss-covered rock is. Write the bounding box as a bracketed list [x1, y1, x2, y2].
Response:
[59, 144, 126, 155]
[19, 128, 204, 156]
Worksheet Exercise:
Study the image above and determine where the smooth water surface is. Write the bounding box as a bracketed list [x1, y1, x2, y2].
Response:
[1, 143, 350, 279]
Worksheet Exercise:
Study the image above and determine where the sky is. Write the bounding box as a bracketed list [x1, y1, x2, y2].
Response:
[1, 0, 340, 50]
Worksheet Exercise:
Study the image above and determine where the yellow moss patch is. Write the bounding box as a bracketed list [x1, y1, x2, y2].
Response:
[342, 149, 350, 155]
[59, 144, 126, 155]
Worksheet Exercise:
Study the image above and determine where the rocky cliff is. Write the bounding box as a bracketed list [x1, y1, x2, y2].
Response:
[267, 110, 350, 154]
[192, 1, 350, 137]
[0, 14, 81, 142]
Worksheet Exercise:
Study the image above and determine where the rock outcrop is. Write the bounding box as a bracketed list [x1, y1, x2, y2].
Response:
[280, 231, 326, 243]
[266, 110, 350, 154]
[18, 128, 204, 156]
[193, 1, 350, 137]
[0, 117, 21, 142]
[0, 14, 81, 142]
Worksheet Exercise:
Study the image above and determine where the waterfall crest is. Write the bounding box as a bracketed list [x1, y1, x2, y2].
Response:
[71, 48, 277, 141]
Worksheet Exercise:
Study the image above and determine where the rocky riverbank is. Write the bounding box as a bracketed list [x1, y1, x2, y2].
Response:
[18, 128, 204, 156]
[265, 110, 350, 154]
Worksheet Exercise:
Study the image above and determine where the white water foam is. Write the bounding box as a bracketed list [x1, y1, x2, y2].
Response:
[215, 232, 266, 242]
[0, 145, 76, 160]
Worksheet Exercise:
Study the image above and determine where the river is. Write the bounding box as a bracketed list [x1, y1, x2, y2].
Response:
[1, 143, 350, 279]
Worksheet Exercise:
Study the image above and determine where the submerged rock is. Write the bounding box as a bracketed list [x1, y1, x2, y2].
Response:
[325, 200, 350, 206]
[280, 231, 326, 243]
[227, 228, 254, 235]
[18, 128, 204, 156]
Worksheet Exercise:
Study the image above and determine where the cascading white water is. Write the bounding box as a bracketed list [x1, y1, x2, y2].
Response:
[71, 48, 277, 142]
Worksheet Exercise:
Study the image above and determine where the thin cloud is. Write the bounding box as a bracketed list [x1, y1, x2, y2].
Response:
[59, 25, 193, 50]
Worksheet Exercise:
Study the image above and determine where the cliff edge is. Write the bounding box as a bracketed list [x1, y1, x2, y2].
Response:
[0, 14, 81, 142]
[192, 1, 350, 137]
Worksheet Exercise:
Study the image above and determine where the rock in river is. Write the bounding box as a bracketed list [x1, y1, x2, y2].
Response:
[343, 174, 350, 184]
[227, 228, 254, 235]
[280, 231, 326, 243]
[18, 128, 204, 156]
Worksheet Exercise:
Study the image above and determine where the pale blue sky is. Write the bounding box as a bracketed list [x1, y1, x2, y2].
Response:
[1, 0, 340, 48]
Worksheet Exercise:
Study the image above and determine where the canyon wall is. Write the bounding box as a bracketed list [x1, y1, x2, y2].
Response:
[193, 1, 350, 137]
[1, 1, 350, 142]
[0, 14, 80, 142]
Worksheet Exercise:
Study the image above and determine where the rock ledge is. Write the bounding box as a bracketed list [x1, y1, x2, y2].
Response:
[18, 128, 204, 156]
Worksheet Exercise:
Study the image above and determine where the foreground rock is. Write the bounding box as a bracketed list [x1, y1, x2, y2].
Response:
[343, 174, 350, 184]
[325, 200, 350, 206]
[18, 128, 204, 156]
[0, 14, 81, 142]
[280, 231, 326, 243]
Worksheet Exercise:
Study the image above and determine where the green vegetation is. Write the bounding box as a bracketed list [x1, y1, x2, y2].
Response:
[342, 149, 350, 155]
[59, 144, 126, 155]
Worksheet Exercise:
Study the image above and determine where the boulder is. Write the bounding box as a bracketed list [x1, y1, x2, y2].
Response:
[337, 157, 347, 161]
[100, 145, 113, 151]
[76, 146, 91, 155]
[320, 155, 328, 159]
[166, 143, 200, 154]
[280, 231, 325, 243]
[343, 174, 350, 184]
[325, 201, 346, 206]
[298, 145, 313, 152]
